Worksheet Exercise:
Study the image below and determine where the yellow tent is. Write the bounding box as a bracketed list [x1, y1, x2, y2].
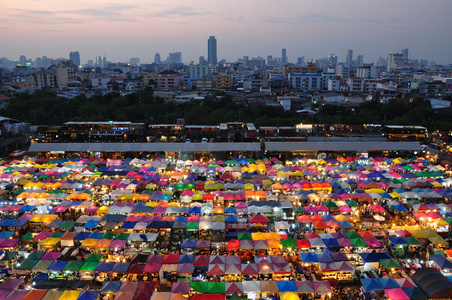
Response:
[59, 291, 81, 300]
[267, 239, 282, 249]
[265, 232, 281, 240]
[280, 292, 299, 300]
[81, 238, 99, 248]
[252, 232, 267, 241]
[95, 239, 112, 250]
[40, 237, 60, 247]
[96, 206, 110, 215]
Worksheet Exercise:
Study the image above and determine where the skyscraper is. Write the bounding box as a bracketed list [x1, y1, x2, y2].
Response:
[356, 55, 363, 67]
[401, 48, 409, 60]
[19, 55, 27, 66]
[328, 54, 338, 67]
[281, 49, 287, 65]
[69, 51, 80, 67]
[154, 53, 161, 64]
[208, 36, 217, 65]
[345, 49, 353, 65]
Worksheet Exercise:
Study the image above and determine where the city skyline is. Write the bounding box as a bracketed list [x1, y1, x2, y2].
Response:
[1, 0, 452, 65]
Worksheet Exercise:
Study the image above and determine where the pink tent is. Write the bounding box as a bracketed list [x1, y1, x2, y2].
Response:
[384, 288, 410, 300]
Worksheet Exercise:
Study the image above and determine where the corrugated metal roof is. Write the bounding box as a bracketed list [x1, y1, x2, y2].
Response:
[28, 142, 261, 153]
[264, 141, 421, 151]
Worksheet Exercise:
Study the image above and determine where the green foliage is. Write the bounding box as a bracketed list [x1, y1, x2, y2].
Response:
[2, 90, 452, 130]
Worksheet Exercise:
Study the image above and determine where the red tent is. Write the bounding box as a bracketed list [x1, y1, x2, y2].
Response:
[249, 215, 269, 224]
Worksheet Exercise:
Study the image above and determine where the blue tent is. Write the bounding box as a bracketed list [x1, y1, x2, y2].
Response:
[224, 207, 237, 214]
[178, 254, 195, 263]
[225, 215, 238, 223]
[95, 261, 114, 272]
[300, 252, 318, 263]
[377, 277, 399, 289]
[19, 205, 36, 212]
[78, 291, 99, 300]
[101, 281, 121, 293]
[338, 221, 353, 229]
[392, 204, 408, 212]
[73, 232, 91, 241]
[84, 220, 99, 229]
[121, 222, 136, 229]
[181, 239, 197, 249]
[389, 237, 408, 246]
[402, 287, 428, 300]
[277, 280, 297, 292]
[175, 216, 188, 223]
[322, 238, 340, 248]
[0, 231, 14, 238]
[360, 252, 392, 263]
[361, 278, 383, 292]
[430, 255, 452, 269]
[0, 220, 15, 227]
[48, 261, 68, 271]
[111, 262, 130, 273]
[317, 253, 334, 262]
[10, 219, 28, 228]
[189, 207, 201, 214]
[88, 232, 104, 239]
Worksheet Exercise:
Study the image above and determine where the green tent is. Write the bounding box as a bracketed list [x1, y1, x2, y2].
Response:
[21, 232, 34, 241]
[186, 222, 199, 230]
[85, 254, 104, 262]
[293, 207, 305, 213]
[32, 260, 54, 272]
[175, 182, 186, 190]
[101, 232, 117, 240]
[27, 251, 45, 260]
[345, 232, 361, 240]
[281, 238, 297, 248]
[225, 160, 239, 165]
[229, 293, 243, 300]
[238, 233, 253, 241]
[403, 236, 421, 245]
[207, 282, 225, 294]
[115, 233, 130, 240]
[59, 220, 76, 229]
[1, 251, 17, 261]
[63, 260, 84, 272]
[380, 258, 402, 269]
[350, 238, 367, 247]
[80, 261, 99, 272]
[323, 201, 337, 208]
[49, 232, 64, 238]
[346, 200, 360, 207]
[17, 259, 39, 270]
[190, 282, 209, 293]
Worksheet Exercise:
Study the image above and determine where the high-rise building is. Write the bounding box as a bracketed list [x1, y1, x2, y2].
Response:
[345, 49, 353, 65]
[356, 55, 363, 67]
[208, 36, 217, 65]
[401, 48, 409, 60]
[199, 56, 207, 64]
[297, 57, 305, 66]
[154, 53, 161, 64]
[69, 51, 80, 67]
[328, 54, 338, 67]
[130, 57, 140, 66]
[167, 52, 182, 64]
[387, 53, 405, 72]
[19, 55, 27, 66]
[281, 49, 287, 65]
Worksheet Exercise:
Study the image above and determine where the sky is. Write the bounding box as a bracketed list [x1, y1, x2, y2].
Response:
[1, 0, 452, 65]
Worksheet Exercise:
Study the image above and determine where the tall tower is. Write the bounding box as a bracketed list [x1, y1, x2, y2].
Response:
[154, 53, 161, 64]
[208, 36, 217, 65]
[281, 49, 287, 65]
[328, 54, 338, 67]
[346, 49, 353, 65]
[401, 48, 409, 60]
[69, 51, 80, 66]
[356, 55, 363, 67]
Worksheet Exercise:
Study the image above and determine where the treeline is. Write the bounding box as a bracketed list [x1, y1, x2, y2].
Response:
[2, 90, 452, 130]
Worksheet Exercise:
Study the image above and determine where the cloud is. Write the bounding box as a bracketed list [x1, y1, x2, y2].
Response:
[148, 7, 212, 18]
